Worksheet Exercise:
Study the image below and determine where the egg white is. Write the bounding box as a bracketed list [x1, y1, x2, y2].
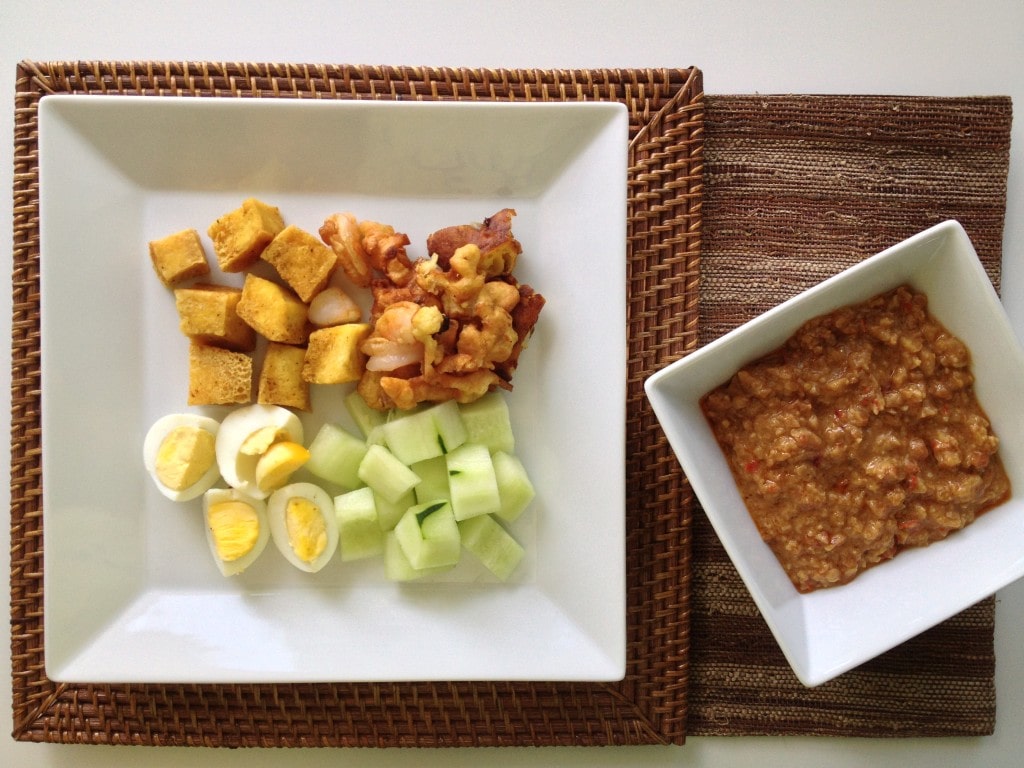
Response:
[202, 487, 271, 576]
[267, 482, 340, 573]
[143, 413, 222, 501]
[215, 404, 304, 499]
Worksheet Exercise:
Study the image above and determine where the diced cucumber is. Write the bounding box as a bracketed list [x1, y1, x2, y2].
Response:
[382, 408, 444, 465]
[446, 443, 501, 521]
[393, 500, 460, 570]
[411, 455, 451, 504]
[458, 392, 515, 453]
[384, 532, 455, 581]
[375, 488, 414, 532]
[357, 444, 421, 504]
[492, 451, 536, 522]
[458, 514, 524, 581]
[364, 423, 388, 446]
[382, 400, 469, 464]
[344, 390, 386, 438]
[305, 422, 368, 489]
[430, 400, 468, 454]
[334, 486, 384, 561]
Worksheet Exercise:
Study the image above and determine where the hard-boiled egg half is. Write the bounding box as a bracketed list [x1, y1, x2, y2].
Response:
[143, 413, 222, 501]
[268, 482, 339, 573]
[202, 488, 271, 576]
[215, 404, 309, 500]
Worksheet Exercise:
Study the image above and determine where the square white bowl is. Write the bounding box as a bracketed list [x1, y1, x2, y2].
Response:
[645, 220, 1024, 686]
[38, 95, 628, 683]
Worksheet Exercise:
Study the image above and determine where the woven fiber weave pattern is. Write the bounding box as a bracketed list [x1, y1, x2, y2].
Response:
[10, 61, 703, 747]
[688, 94, 1011, 737]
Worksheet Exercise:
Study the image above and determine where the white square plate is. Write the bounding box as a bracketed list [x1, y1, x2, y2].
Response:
[39, 95, 628, 683]
[646, 221, 1024, 686]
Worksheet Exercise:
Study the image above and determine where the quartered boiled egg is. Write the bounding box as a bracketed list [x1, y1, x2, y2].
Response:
[267, 482, 339, 573]
[143, 413, 222, 501]
[202, 488, 271, 576]
[215, 404, 308, 500]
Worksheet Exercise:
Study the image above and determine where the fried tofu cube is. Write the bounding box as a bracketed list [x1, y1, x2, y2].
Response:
[302, 323, 371, 384]
[236, 274, 310, 345]
[261, 225, 338, 303]
[207, 198, 285, 272]
[258, 342, 311, 411]
[187, 342, 252, 405]
[149, 228, 210, 287]
[173, 283, 256, 352]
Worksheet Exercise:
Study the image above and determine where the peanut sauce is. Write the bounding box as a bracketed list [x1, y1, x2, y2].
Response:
[701, 285, 1010, 592]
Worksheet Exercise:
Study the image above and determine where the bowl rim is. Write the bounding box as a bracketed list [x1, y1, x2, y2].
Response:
[645, 219, 1024, 686]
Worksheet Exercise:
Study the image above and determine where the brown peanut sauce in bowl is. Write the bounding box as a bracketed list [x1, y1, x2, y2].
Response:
[701, 285, 1011, 593]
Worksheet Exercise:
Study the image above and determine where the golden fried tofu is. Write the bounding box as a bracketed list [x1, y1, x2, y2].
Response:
[149, 228, 210, 287]
[258, 342, 310, 411]
[236, 274, 309, 345]
[302, 323, 371, 384]
[207, 198, 285, 272]
[187, 342, 252, 405]
[261, 225, 338, 303]
[174, 283, 256, 352]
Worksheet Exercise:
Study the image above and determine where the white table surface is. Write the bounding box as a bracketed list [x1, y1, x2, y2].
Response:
[2, 1, 1022, 765]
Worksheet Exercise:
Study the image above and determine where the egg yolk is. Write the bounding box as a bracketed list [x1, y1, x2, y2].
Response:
[207, 500, 260, 562]
[255, 441, 310, 494]
[155, 426, 216, 491]
[285, 497, 328, 564]
[240, 426, 290, 456]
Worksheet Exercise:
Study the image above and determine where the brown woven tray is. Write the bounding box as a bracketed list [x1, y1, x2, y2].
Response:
[10, 62, 703, 746]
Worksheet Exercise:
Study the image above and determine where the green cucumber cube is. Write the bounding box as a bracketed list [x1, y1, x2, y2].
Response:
[429, 400, 468, 454]
[364, 423, 388, 446]
[446, 443, 501, 521]
[334, 486, 384, 561]
[305, 423, 368, 489]
[458, 393, 514, 453]
[411, 455, 451, 504]
[393, 501, 461, 570]
[344, 390, 386, 438]
[458, 514, 524, 581]
[357, 444, 421, 504]
[382, 400, 469, 465]
[375, 488, 415, 532]
[382, 407, 443, 465]
[384, 532, 455, 581]
[492, 451, 536, 522]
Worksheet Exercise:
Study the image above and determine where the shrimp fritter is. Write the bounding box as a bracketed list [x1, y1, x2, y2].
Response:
[322, 209, 544, 410]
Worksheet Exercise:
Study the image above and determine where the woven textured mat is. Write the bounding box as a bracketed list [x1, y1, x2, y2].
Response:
[687, 94, 1012, 737]
[9, 62, 702, 746]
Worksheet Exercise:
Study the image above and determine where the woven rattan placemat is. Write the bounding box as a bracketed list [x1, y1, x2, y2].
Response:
[9, 63, 1013, 747]
[687, 94, 1012, 737]
[10, 62, 702, 746]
